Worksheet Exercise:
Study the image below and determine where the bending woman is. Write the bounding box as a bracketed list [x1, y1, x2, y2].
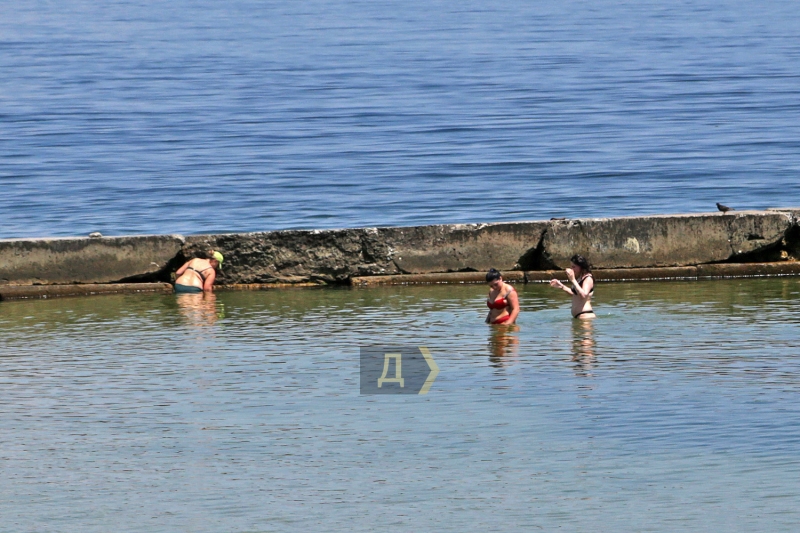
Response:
[485, 268, 520, 325]
[174, 251, 224, 293]
[549, 254, 595, 319]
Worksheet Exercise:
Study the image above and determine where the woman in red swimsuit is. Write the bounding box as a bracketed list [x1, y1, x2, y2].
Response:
[485, 268, 520, 325]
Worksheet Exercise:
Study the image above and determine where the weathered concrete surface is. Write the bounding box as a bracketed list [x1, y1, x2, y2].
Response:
[354, 262, 800, 286]
[183, 222, 545, 285]
[3, 212, 800, 291]
[523, 270, 566, 282]
[766, 209, 800, 260]
[696, 262, 800, 278]
[183, 229, 396, 285]
[378, 222, 547, 274]
[540, 211, 793, 269]
[525, 267, 698, 282]
[767, 208, 800, 217]
[0, 235, 185, 285]
[352, 271, 526, 286]
[217, 282, 323, 291]
[589, 266, 699, 281]
[0, 283, 173, 301]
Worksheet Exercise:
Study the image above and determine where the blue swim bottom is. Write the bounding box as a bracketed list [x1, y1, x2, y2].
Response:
[174, 283, 203, 294]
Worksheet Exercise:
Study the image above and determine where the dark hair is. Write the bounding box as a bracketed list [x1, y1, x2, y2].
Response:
[570, 254, 592, 273]
[486, 268, 502, 283]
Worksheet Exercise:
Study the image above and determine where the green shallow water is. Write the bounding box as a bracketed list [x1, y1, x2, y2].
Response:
[2, 279, 800, 532]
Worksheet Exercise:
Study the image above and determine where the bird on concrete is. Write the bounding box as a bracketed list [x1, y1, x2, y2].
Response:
[716, 203, 734, 213]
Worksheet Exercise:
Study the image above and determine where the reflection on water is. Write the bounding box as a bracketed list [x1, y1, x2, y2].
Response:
[487, 324, 520, 368]
[176, 292, 223, 329]
[2, 279, 800, 531]
[571, 319, 596, 377]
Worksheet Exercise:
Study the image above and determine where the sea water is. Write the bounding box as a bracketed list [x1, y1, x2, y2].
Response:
[2, 279, 800, 531]
[2, 0, 800, 238]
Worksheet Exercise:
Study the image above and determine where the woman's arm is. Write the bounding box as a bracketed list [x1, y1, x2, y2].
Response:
[564, 267, 588, 298]
[175, 261, 191, 277]
[549, 279, 574, 294]
[569, 273, 592, 298]
[506, 288, 520, 324]
[203, 270, 216, 292]
[571, 275, 593, 298]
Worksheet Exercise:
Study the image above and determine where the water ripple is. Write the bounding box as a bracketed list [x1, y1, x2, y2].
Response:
[1, 279, 800, 530]
[2, 0, 800, 237]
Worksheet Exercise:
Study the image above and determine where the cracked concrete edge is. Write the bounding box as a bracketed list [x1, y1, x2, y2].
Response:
[0, 283, 174, 300]
[8, 262, 800, 298]
[356, 262, 800, 285]
[181, 221, 550, 285]
[186, 212, 799, 284]
[538, 211, 794, 269]
[3, 211, 800, 287]
[0, 234, 186, 286]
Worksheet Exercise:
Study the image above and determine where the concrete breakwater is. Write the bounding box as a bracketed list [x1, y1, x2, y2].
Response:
[2, 209, 800, 298]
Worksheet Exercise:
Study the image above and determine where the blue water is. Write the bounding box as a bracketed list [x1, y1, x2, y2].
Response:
[1, 0, 799, 238]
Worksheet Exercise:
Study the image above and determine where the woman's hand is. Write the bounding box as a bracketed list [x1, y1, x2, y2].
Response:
[565, 267, 576, 282]
[549, 279, 563, 289]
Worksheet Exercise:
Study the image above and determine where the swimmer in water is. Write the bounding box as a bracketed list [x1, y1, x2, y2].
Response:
[549, 254, 596, 319]
[485, 268, 520, 325]
[174, 250, 223, 293]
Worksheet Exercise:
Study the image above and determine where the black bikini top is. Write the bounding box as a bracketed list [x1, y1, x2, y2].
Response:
[571, 274, 594, 295]
[187, 265, 212, 280]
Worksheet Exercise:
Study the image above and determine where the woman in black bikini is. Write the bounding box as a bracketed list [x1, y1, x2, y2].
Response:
[549, 254, 595, 319]
[174, 251, 223, 293]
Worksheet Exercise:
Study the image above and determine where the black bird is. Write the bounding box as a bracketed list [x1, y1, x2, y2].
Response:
[716, 202, 734, 213]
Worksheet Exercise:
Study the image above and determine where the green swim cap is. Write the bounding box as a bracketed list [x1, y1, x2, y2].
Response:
[212, 251, 224, 265]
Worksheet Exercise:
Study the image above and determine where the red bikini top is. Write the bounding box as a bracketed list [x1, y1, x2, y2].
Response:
[487, 289, 514, 309]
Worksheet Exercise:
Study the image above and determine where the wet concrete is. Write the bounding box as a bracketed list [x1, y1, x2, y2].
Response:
[0, 283, 173, 301]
